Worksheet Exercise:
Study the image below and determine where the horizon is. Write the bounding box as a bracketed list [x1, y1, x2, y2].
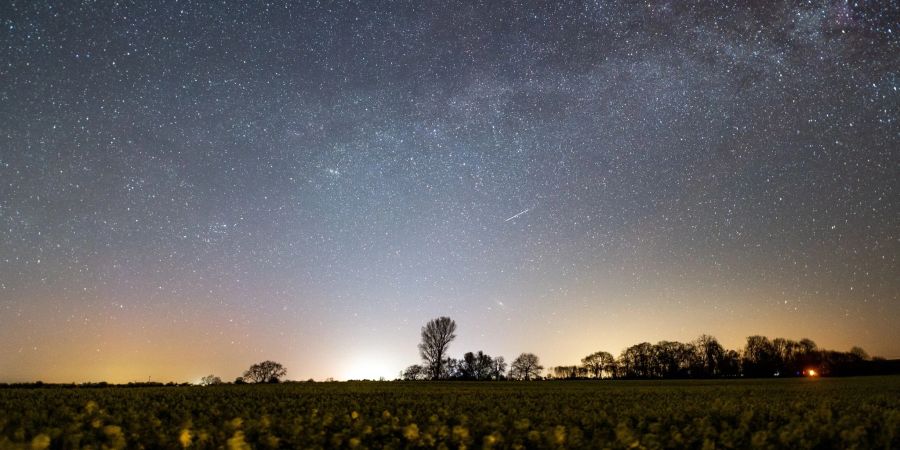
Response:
[1, 1, 897, 384]
[0, 328, 892, 384]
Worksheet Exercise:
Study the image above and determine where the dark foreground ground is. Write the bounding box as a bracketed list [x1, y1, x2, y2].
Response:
[1, 376, 898, 449]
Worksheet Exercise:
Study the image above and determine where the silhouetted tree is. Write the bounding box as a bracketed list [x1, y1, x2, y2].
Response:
[721, 349, 741, 376]
[509, 353, 543, 380]
[799, 338, 817, 354]
[742, 335, 778, 377]
[475, 351, 496, 380]
[652, 341, 696, 378]
[619, 342, 654, 378]
[551, 365, 584, 379]
[457, 351, 496, 380]
[552, 366, 569, 379]
[445, 357, 460, 378]
[200, 375, 222, 386]
[606, 358, 621, 379]
[458, 352, 478, 379]
[492, 356, 507, 380]
[772, 338, 801, 375]
[243, 360, 287, 383]
[581, 351, 615, 379]
[418, 317, 457, 380]
[693, 335, 725, 377]
[824, 346, 873, 376]
[820, 350, 846, 375]
[401, 364, 428, 381]
[796, 338, 822, 371]
[652, 342, 675, 377]
[850, 346, 869, 361]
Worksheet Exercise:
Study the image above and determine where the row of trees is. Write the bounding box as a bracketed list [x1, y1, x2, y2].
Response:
[560, 335, 877, 379]
[406, 317, 886, 381]
[739, 336, 873, 378]
[403, 350, 544, 381]
[548, 337, 738, 379]
[404, 317, 546, 380]
[200, 318, 887, 384]
[201, 360, 288, 385]
[0, 361, 290, 389]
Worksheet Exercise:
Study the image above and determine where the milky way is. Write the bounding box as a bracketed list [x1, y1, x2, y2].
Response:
[1, 1, 897, 382]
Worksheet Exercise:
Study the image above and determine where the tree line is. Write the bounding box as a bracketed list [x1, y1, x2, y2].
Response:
[402, 316, 547, 381]
[199, 360, 289, 385]
[3, 317, 896, 388]
[402, 316, 895, 380]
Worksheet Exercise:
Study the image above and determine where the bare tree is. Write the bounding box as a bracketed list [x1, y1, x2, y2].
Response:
[799, 338, 818, 354]
[492, 356, 507, 380]
[652, 341, 697, 378]
[552, 365, 579, 379]
[474, 351, 495, 380]
[200, 374, 222, 386]
[581, 351, 615, 379]
[742, 336, 777, 377]
[850, 346, 869, 361]
[619, 342, 655, 378]
[401, 364, 428, 381]
[509, 353, 543, 380]
[693, 335, 725, 377]
[418, 317, 456, 380]
[444, 357, 460, 378]
[457, 351, 495, 380]
[243, 360, 287, 383]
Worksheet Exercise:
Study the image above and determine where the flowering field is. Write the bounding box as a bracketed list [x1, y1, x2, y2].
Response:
[1, 376, 898, 449]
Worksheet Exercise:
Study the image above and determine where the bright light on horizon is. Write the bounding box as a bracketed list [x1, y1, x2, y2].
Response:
[340, 354, 396, 381]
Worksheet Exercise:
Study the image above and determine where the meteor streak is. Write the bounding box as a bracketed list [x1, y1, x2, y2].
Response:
[504, 208, 530, 222]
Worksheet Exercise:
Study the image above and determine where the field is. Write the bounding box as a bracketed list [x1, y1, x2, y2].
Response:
[1, 377, 898, 449]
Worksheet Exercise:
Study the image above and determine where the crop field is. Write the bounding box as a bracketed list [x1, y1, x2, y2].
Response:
[1, 376, 898, 449]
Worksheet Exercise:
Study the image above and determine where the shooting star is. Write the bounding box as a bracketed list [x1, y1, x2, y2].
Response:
[504, 208, 530, 222]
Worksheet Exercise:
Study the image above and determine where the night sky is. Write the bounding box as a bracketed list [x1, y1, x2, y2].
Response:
[1, 1, 897, 383]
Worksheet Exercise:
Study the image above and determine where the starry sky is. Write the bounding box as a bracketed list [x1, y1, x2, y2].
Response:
[1, 1, 898, 383]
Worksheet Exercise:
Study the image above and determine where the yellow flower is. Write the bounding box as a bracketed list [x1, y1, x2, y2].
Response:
[30, 434, 51, 450]
[514, 419, 531, 430]
[179, 429, 193, 448]
[452, 425, 470, 441]
[403, 423, 420, 440]
[483, 432, 503, 448]
[553, 425, 566, 445]
[227, 431, 251, 450]
[103, 425, 126, 450]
